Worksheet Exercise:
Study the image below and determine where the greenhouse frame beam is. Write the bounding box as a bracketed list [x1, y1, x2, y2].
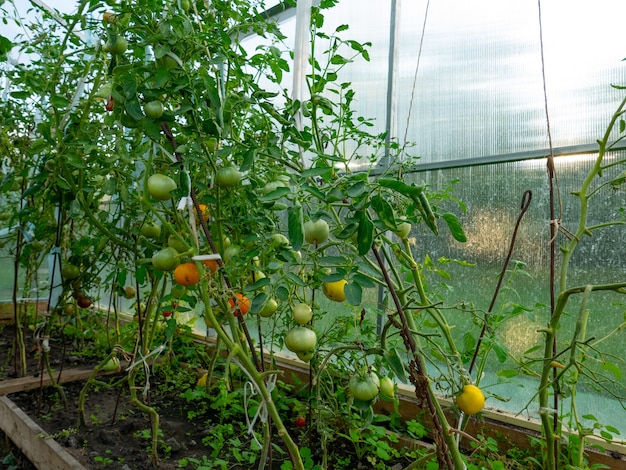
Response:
[378, 141, 626, 175]
[237, 0, 322, 40]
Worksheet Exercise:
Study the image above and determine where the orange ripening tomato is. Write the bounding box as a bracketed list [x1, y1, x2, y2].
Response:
[202, 258, 219, 273]
[173, 263, 201, 286]
[229, 293, 250, 316]
[196, 204, 210, 219]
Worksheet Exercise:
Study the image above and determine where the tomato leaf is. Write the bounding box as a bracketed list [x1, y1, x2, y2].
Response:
[288, 204, 304, 250]
[319, 255, 350, 265]
[286, 273, 307, 286]
[384, 348, 408, 383]
[260, 186, 290, 202]
[496, 369, 519, 378]
[371, 195, 397, 230]
[301, 167, 333, 178]
[336, 223, 358, 240]
[301, 183, 326, 201]
[377, 178, 424, 198]
[346, 181, 367, 198]
[250, 292, 268, 314]
[356, 211, 373, 256]
[491, 342, 508, 363]
[344, 281, 362, 305]
[442, 212, 466, 242]
[352, 272, 376, 288]
[602, 361, 622, 380]
[244, 277, 271, 292]
[124, 98, 144, 121]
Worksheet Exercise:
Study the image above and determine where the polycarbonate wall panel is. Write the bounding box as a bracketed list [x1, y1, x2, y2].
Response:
[396, 0, 626, 164]
[404, 154, 626, 429]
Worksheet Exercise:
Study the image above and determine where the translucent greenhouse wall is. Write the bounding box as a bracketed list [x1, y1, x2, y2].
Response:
[254, 0, 626, 434]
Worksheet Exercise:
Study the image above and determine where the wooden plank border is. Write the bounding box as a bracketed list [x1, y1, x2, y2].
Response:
[0, 396, 86, 470]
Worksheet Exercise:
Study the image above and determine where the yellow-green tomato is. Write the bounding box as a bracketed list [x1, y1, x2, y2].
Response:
[284, 326, 317, 353]
[101, 357, 120, 372]
[147, 174, 177, 200]
[140, 223, 162, 239]
[167, 235, 188, 253]
[107, 36, 128, 55]
[296, 350, 315, 363]
[216, 166, 241, 187]
[223, 245, 241, 263]
[152, 247, 180, 271]
[322, 279, 347, 302]
[394, 221, 411, 239]
[379, 376, 395, 398]
[304, 219, 329, 245]
[258, 298, 278, 318]
[270, 233, 290, 248]
[61, 264, 81, 281]
[349, 374, 380, 402]
[144, 100, 164, 119]
[292, 303, 313, 325]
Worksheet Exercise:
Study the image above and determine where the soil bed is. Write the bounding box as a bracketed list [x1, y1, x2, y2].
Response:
[0, 323, 420, 469]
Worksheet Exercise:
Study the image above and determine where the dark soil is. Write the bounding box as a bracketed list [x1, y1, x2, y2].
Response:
[0, 323, 419, 470]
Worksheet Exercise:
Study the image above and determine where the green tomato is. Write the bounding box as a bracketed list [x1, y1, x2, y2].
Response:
[304, 219, 329, 245]
[140, 223, 162, 239]
[394, 220, 411, 239]
[167, 235, 188, 253]
[207, 137, 218, 152]
[61, 264, 81, 281]
[379, 376, 395, 398]
[296, 350, 315, 363]
[258, 297, 278, 318]
[101, 357, 120, 372]
[284, 327, 317, 353]
[261, 180, 289, 195]
[152, 247, 180, 271]
[223, 244, 240, 263]
[107, 36, 128, 55]
[123, 286, 137, 299]
[292, 303, 313, 325]
[144, 100, 164, 119]
[349, 374, 380, 402]
[270, 233, 290, 248]
[147, 174, 177, 200]
[215, 166, 241, 187]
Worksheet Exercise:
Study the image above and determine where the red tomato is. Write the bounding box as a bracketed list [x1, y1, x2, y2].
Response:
[295, 417, 306, 428]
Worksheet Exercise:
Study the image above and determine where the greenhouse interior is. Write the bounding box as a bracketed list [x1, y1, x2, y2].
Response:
[0, 0, 625, 469]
